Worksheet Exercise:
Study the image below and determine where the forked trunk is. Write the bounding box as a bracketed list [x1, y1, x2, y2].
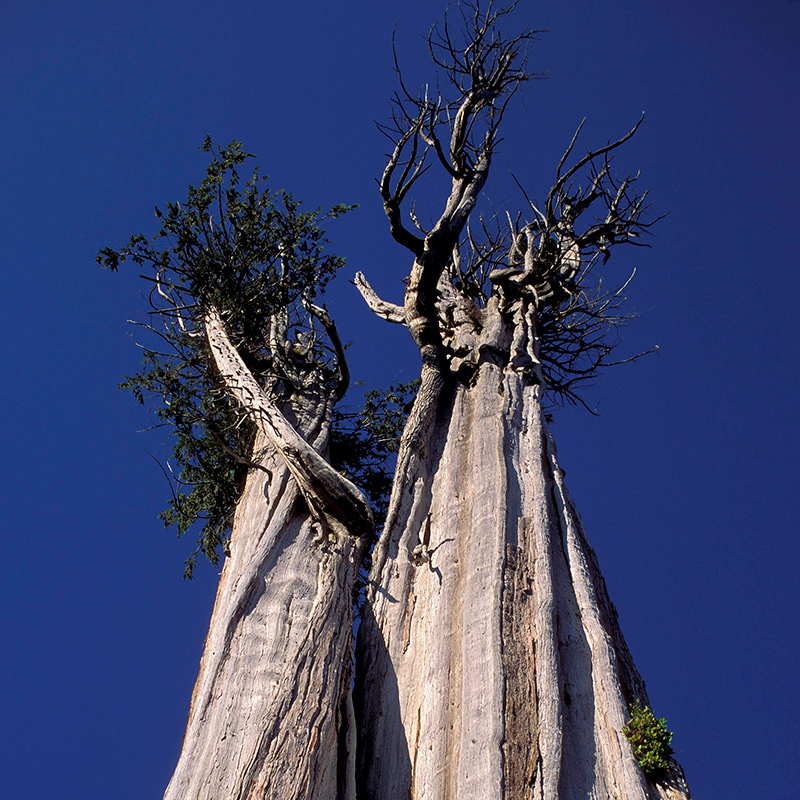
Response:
[355, 298, 690, 799]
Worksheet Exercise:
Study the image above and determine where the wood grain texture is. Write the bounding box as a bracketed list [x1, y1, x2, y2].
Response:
[163, 310, 369, 800]
[355, 300, 691, 799]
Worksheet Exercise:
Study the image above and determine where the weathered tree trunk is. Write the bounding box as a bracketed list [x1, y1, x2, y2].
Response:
[164, 435, 361, 800]
[163, 309, 369, 800]
[355, 298, 691, 799]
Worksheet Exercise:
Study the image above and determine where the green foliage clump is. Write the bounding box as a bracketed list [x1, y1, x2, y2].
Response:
[98, 137, 352, 339]
[99, 139, 375, 577]
[623, 700, 674, 780]
[118, 350, 249, 578]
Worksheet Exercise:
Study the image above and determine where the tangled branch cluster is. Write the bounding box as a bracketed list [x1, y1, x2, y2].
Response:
[371, 1, 660, 411]
[499, 117, 661, 409]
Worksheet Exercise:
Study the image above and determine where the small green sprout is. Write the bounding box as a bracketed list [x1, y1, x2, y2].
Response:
[623, 700, 674, 780]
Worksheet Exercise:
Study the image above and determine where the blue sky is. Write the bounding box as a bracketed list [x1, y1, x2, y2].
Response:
[1, 1, 797, 797]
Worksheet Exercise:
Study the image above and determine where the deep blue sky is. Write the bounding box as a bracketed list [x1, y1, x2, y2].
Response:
[1, 1, 797, 797]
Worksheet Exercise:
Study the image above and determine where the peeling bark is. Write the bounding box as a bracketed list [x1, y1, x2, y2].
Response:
[355, 300, 691, 800]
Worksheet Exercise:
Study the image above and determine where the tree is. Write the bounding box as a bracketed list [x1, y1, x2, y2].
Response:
[105, 3, 693, 799]
[100, 140, 412, 798]
[352, 3, 691, 798]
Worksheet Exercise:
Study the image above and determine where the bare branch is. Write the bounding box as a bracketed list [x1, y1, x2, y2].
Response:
[207, 427, 273, 478]
[545, 114, 644, 221]
[409, 204, 430, 235]
[353, 272, 407, 325]
[380, 1, 537, 347]
[554, 118, 586, 184]
[377, 112, 428, 257]
[301, 296, 350, 403]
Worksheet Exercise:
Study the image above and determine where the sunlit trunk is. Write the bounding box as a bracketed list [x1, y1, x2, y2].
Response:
[355, 299, 691, 800]
[164, 434, 361, 800]
[163, 311, 367, 800]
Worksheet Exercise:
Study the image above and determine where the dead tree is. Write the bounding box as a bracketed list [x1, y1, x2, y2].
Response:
[353, 4, 690, 798]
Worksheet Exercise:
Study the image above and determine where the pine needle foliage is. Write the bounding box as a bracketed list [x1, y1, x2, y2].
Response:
[100, 139, 408, 577]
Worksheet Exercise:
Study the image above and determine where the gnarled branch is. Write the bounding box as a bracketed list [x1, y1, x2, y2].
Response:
[301, 296, 351, 403]
[353, 272, 407, 325]
[204, 305, 374, 539]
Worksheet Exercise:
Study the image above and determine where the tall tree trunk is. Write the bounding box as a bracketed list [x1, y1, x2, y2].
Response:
[355, 298, 691, 799]
[163, 309, 369, 800]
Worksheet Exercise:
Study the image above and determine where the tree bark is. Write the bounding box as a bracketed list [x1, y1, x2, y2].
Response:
[355, 298, 691, 800]
[163, 309, 369, 800]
